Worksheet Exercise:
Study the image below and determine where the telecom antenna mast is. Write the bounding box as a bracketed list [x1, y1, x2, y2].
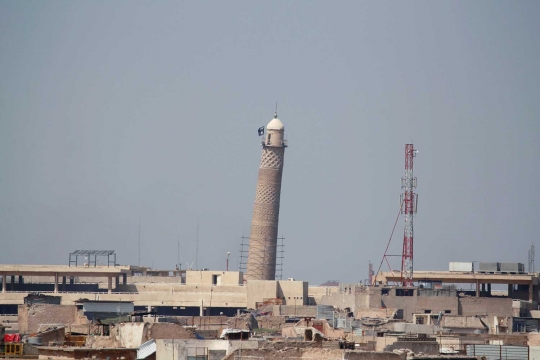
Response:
[529, 243, 535, 273]
[401, 144, 418, 287]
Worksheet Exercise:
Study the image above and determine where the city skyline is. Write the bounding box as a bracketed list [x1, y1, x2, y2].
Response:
[0, 1, 539, 284]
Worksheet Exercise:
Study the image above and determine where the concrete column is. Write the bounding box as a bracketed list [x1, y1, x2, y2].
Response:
[122, 274, 127, 285]
[107, 276, 112, 294]
[476, 280, 480, 297]
[200, 300, 204, 316]
[54, 273, 59, 293]
[2, 273, 6, 293]
[115, 275, 120, 288]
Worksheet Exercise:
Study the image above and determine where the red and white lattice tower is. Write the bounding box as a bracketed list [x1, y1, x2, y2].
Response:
[400, 144, 418, 287]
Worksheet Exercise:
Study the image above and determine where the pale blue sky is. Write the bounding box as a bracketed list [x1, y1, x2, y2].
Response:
[0, 1, 539, 284]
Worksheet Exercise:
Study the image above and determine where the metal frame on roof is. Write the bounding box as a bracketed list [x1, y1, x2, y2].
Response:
[69, 250, 116, 267]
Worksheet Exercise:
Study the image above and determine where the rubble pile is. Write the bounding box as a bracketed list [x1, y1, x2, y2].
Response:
[147, 323, 196, 340]
[226, 313, 253, 330]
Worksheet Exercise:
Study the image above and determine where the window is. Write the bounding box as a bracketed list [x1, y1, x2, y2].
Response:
[187, 347, 208, 360]
[396, 289, 414, 296]
[445, 310, 451, 314]
[267, 134, 272, 145]
[382, 289, 390, 295]
[424, 310, 431, 314]
[416, 316, 425, 324]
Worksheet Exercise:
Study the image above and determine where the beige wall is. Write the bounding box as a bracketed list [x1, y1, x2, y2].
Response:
[277, 280, 308, 305]
[308, 286, 340, 304]
[245, 280, 307, 308]
[3, 278, 309, 311]
[246, 280, 277, 309]
[320, 293, 356, 311]
[185, 271, 243, 286]
[5, 285, 248, 308]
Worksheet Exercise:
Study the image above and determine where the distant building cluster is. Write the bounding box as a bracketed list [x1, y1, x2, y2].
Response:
[0, 259, 539, 359]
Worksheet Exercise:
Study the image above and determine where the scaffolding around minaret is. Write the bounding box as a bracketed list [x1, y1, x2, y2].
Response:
[246, 113, 287, 281]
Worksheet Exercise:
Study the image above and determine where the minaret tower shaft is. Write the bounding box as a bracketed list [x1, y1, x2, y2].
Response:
[246, 113, 287, 281]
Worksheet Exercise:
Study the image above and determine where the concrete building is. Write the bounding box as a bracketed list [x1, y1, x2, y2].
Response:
[246, 113, 287, 281]
[0, 265, 309, 317]
[374, 270, 539, 302]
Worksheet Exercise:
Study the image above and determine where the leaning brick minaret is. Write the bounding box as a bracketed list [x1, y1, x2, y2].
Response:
[246, 112, 287, 281]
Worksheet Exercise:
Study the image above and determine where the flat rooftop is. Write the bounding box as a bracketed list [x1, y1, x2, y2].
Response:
[375, 271, 538, 285]
[0, 264, 136, 276]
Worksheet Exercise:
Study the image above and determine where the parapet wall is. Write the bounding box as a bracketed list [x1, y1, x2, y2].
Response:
[223, 349, 406, 360]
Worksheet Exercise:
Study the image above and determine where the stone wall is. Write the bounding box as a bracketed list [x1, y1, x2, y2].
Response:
[383, 341, 439, 355]
[355, 287, 382, 310]
[320, 293, 356, 311]
[381, 292, 458, 322]
[40, 327, 66, 345]
[256, 316, 286, 331]
[459, 297, 513, 317]
[415, 295, 458, 315]
[272, 305, 316, 317]
[18, 304, 84, 334]
[459, 296, 514, 330]
[308, 286, 340, 305]
[147, 323, 197, 340]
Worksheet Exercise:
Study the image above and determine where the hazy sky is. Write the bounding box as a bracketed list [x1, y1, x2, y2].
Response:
[1, 1, 539, 284]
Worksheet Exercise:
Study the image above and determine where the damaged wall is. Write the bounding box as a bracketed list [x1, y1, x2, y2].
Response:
[86, 322, 197, 349]
[18, 304, 85, 334]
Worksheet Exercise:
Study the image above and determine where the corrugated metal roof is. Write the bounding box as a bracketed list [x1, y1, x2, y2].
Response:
[70, 250, 115, 255]
[137, 339, 156, 359]
[466, 345, 528, 360]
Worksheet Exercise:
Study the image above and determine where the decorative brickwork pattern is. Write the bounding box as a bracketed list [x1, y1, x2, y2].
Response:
[261, 148, 284, 169]
[255, 184, 281, 204]
[246, 125, 286, 281]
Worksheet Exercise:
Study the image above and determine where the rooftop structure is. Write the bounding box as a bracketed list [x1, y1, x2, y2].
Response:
[374, 270, 538, 301]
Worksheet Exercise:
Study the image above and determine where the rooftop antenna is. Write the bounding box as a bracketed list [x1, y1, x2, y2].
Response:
[401, 144, 418, 287]
[529, 243, 535, 273]
[195, 219, 199, 270]
[177, 234, 180, 268]
[275, 102, 278, 118]
[138, 216, 141, 266]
